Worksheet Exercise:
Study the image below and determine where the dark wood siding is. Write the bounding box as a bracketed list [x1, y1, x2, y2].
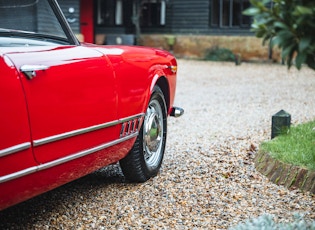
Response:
[142, 0, 252, 35]
[170, 0, 209, 33]
[65, 0, 252, 36]
[59, 0, 80, 33]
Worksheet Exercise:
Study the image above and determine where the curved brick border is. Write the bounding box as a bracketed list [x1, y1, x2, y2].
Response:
[255, 150, 315, 194]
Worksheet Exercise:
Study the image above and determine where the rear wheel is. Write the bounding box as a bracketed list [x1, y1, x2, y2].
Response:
[120, 86, 167, 182]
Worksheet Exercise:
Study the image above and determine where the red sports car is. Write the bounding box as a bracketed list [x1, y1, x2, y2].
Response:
[0, 0, 183, 210]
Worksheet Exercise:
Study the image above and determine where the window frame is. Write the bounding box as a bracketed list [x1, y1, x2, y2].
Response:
[96, 0, 124, 27]
[210, 0, 251, 29]
[139, 0, 166, 28]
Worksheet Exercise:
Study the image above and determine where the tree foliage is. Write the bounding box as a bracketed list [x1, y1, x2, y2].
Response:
[243, 0, 315, 70]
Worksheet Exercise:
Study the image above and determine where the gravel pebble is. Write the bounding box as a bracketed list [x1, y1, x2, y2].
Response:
[1, 60, 315, 229]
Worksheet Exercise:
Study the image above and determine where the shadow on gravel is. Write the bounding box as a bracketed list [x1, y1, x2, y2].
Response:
[0, 164, 126, 229]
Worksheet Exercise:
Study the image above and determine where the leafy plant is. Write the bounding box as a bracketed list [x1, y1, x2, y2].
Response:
[204, 46, 236, 62]
[243, 0, 315, 70]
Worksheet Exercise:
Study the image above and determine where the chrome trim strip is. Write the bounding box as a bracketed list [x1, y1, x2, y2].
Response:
[38, 132, 138, 171]
[33, 120, 119, 147]
[119, 113, 145, 123]
[0, 142, 31, 158]
[131, 120, 135, 133]
[33, 113, 145, 147]
[119, 114, 145, 138]
[0, 166, 38, 184]
[120, 123, 126, 137]
[0, 133, 138, 184]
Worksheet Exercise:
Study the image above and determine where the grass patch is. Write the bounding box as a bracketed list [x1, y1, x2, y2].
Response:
[260, 120, 315, 171]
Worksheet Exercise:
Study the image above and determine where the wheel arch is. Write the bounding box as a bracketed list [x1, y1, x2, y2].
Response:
[155, 76, 170, 113]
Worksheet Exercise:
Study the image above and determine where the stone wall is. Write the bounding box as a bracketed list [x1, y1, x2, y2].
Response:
[140, 34, 281, 62]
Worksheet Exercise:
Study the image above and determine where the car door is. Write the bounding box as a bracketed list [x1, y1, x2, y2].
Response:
[6, 45, 118, 164]
[0, 56, 35, 178]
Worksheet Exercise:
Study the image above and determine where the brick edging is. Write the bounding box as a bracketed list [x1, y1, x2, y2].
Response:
[255, 150, 315, 194]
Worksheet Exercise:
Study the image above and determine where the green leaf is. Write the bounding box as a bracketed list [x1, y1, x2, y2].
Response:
[255, 28, 267, 38]
[274, 21, 289, 30]
[298, 37, 312, 53]
[281, 43, 296, 59]
[249, 0, 265, 9]
[277, 30, 295, 45]
[295, 52, 307, 69]
[271, 36, 281, 47]
[262, 0, 272, 4]
[271, 30, 295, 49]
[243, 7, 260, 16]
[294, 6, 313, 16]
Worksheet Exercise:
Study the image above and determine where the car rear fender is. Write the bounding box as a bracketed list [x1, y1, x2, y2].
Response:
[89, 45, 176, 118]
[148, 70, 170, 115]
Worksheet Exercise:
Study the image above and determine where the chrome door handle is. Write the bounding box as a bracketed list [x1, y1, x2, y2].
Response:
[20, 65, 49, 80]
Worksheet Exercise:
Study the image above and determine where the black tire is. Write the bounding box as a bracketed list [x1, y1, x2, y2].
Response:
[119, 86, 167, 182]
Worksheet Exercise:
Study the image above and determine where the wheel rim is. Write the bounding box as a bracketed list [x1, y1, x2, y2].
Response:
[143, 98, 164, 168]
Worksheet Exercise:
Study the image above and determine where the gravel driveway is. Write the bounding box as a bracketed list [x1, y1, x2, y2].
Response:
[1, 60, 315, 229]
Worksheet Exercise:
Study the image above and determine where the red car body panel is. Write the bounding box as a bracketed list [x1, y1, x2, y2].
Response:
[0, 44, 177, 210]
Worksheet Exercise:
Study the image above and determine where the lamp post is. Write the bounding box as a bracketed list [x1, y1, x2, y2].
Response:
[271, 110, 291, 139]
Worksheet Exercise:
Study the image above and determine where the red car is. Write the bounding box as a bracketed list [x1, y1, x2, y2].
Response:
[0, 0, 183, 210]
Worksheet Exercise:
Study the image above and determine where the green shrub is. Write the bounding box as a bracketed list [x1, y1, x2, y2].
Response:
[229, 214, 315, 230]
[204, 46, 236, 62]
[243, 0, 315, 70]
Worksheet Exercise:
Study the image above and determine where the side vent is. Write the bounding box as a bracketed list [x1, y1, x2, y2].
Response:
[120, 117, 143, 138]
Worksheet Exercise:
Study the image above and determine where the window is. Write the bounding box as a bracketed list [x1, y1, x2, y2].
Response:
[140, 0, 166, 27]
[96, 0, 166, 28]
[210, 0, 251, 28]
[0, 0, 68, 42]
[97, 0, 123, 26]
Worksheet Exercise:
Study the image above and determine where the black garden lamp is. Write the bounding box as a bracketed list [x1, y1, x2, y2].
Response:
[271, 110, 291, 139]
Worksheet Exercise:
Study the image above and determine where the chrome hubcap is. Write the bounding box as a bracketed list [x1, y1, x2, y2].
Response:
[143, 99, 163, 168]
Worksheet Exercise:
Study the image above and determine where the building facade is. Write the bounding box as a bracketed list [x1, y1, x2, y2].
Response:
[60, 0, 252, 43]
[59, 0, 276, 61]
